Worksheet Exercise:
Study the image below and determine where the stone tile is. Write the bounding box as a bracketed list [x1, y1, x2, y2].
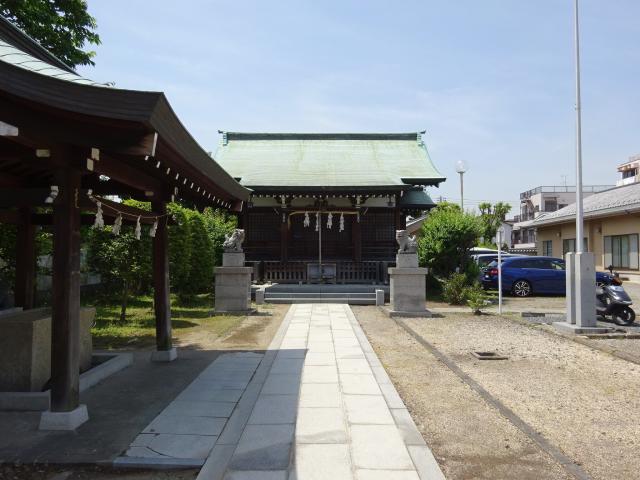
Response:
[343, 395, 394, 425]
[143, 415, 227, 435]
[302, 365, 339, 383]
[332, 330, 357, 338]
[270, 357, 305, 375]
[296, 407, 348, 443]
[355, 471, 419, 480]
[162, 400, 236, 418]
[280, 339, 307, 349]
[350, 425, 414, 470]
[177, 387, 244, 403]
[334, 347, 365, 359]
[125, 446, 163, 458]
[199, 370, 255, 383]
[299, 383, 341, 408]
[224, 471, 288, 480]
[248, 394, 298, 424]
[306, 341, 335, 352]
[390, 409, 426, 446]
[339, 374, 381, 395]
[193, 377, 251, 390]
[261, 374, 302, 395]
[276, 349, 306, 359]
[304, 352, 336, 366]
[139, 433, 217, 460]
[130, 433, 154, 447]
[307, 332, 332, 342]
[289, 444, 353, 480]
[333, 337, 360, 347]
[337, 358, 372, 374]
[229, 424, 294, 470]
[370, 366, 391, 385]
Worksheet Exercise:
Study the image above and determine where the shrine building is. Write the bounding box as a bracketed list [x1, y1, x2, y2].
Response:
[215, 132, 446, 284]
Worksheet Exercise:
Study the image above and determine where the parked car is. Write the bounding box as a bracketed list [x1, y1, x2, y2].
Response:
[471, 253, 522, 270]
[481, 256, 615, 297]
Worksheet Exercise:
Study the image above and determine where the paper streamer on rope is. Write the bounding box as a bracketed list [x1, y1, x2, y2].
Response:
[149, 219, 158, 238]
[327, 212, 333, 229]
[112, 214, 122, 235]
[339, 213, 345, 232]
[134, 216, 141, 240]
[93, 201, 104, 229]
[303, 211, 310, 227]
[315, 212, 319, 232]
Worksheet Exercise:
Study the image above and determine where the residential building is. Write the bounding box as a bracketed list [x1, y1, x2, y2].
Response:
[510, 185, 613, 251]
[533, 183, 640, 281]
[617, 154, 640, 187]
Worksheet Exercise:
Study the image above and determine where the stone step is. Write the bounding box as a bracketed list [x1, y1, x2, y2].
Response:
[265, 297, 376, 305]
[265, 292, 375, 299]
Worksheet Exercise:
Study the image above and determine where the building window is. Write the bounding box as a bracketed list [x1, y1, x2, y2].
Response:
[604, 234, 639, 270]
[542, 240, 553, 256]
[544, 199, 558, 212]
[562, 238, 588, 255]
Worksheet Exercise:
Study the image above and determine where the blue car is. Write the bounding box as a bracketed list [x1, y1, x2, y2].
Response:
[481, 256, 613, 297]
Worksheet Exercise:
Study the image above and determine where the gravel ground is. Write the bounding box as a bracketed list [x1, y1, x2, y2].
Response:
[382, 310, 640, 480]
[353, 306, 572, 480]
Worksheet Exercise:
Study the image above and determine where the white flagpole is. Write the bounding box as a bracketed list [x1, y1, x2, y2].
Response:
[574, 0, 584, 253]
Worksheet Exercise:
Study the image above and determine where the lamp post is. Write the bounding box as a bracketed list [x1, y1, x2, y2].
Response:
[574, 0, 584, 254]
[455, 160, 467, 210]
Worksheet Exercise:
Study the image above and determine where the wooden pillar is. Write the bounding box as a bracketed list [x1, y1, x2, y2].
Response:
[14, 207, 36, 309]
[280, 214, 288, 262]
[152, 201, 172, 352]
[352, 214, 362, 262]
[50, 169, 81, 412]
[394, 207, 406, 230]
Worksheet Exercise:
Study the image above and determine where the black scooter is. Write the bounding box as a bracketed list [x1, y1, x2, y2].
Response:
[596, 267, 635, 325]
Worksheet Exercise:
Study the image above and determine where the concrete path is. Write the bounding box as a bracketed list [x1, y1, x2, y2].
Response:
[198, 304, 444, 480]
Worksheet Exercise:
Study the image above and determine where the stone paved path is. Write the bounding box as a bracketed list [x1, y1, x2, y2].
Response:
[198, 304, 444, 480]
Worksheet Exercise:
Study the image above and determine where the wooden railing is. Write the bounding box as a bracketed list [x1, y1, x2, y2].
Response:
[259, 261, 394, 284]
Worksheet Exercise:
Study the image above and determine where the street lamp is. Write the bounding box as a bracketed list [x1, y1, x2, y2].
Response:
[455, 160, 467, 210]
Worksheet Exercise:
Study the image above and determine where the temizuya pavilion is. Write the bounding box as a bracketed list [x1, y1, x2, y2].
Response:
[0, 17, 249, 429]
[215, 132, 446, 284]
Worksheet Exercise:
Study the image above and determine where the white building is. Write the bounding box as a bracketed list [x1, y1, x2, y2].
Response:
[617, 155, 640, 187]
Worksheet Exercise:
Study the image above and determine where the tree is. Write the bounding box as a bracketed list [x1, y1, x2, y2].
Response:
[478, 201, 512, 244]
[166, 203, 192, 296]
[86, 225, 152, 322]
[418, 204, 482, 277]
[1, 0, 100, 67]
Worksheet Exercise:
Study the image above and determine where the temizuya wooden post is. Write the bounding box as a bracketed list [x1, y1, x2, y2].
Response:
[14, 206, 36, 309]
[152, 200, 173, 354]
[50, 169, 81, 412]
[352, 213, 362, 262]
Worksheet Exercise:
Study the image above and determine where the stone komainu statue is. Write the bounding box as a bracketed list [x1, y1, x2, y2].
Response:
[223, 229, 245, 253]
[396, 229, 418, 253]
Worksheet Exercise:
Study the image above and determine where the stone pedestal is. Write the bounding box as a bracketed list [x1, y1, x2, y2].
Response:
[39, 404, 88, 430]
[387, 253, 431, 317]
[554, 251, 610, 334]
[215, 252, 252, 314]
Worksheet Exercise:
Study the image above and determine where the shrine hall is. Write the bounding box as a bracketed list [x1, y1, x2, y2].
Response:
[215, 132, 446, 284]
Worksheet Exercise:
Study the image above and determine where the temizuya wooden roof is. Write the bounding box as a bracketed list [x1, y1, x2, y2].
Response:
[0, 17, 249, 210]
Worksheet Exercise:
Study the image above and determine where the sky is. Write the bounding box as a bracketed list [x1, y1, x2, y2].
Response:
[78, 0, 640, 215]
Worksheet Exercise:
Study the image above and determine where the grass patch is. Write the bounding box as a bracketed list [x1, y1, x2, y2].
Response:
[85, 293, 242, 350]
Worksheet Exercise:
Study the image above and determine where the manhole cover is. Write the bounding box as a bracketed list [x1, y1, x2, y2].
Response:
[472, 351, 508, 360]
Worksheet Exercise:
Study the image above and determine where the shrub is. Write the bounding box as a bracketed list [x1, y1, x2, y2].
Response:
[202, 208, 237, 267]
[464, 283, 489, 315]
[442, 273, 469, 305]
[183, 209, 214, 296]
[418, 205, 482, 277]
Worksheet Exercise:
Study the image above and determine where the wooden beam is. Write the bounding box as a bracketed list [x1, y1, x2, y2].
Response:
[152, 201, 172, 352]
[14, 207, 35, 309]
[50, 167, 81, 412]
[0, 172, 26, 187]
[88, 154, 163, 196]
[280, 214, 288, 262]
[0, 188, 55, 208]
[0, 95, 158, 157]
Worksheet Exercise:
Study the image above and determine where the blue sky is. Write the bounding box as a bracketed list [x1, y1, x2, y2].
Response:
[79, 0, 639, 215]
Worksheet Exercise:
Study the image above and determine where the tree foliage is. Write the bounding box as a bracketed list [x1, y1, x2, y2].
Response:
[202, 208, 237, 268]
[418, 204, 482, 277]
[477, 201, 511, 244]
[86, 225, 152, 322]
[1, 0, 100, 67]
[183, 210, 214, 296]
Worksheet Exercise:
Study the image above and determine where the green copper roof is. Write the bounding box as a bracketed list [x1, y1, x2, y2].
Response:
[214, 132, 446, 191]
[398, 188, 436, 208]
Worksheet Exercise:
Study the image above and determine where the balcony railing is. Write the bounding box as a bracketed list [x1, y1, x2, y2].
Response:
[520, 185, 613, 200]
